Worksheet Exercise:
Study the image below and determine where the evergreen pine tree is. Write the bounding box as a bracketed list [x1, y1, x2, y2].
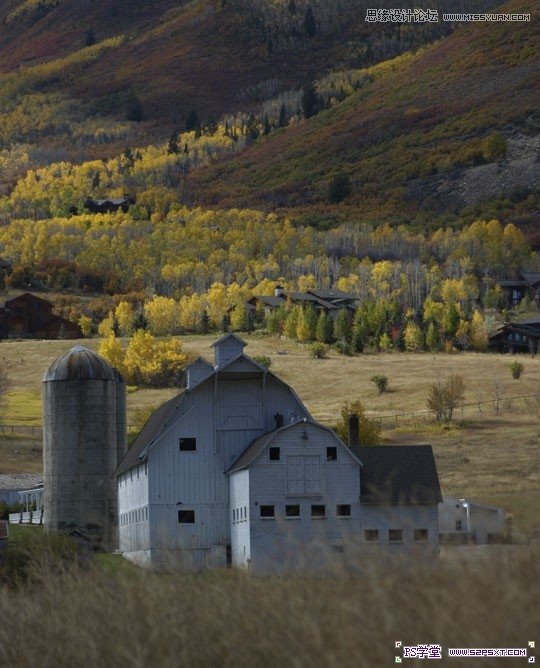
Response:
[301, 81, 320, 119]
[167, 132, 180, 155]
[199, 310, 210, 334]
[85, 28, 96, 47]
[185, 110, 201, 133]
[278, 103, 288, 128]
[303, 5, 316, 37]
[334, 308, 351, 343]
[328, 173, 351, 203]
[426, 320, 440, 351]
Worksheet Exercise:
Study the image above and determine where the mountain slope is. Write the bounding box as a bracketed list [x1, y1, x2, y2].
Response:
[0, 0, 504, 129]
[185, 0, 539, 230]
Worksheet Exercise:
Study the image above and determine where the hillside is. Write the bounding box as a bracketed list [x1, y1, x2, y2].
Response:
[185, 0, 539, 232]
[0, 0, 469, 137]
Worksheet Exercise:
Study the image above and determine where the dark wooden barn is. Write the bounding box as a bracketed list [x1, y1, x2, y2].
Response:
[0, 293, 82, 340]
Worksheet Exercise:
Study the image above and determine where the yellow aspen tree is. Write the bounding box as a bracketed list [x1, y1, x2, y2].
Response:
[78, 315, 92, 337]
[144, 296, 178, 336]
[115, 301, 135, 337]
[98, 333, 126, 377]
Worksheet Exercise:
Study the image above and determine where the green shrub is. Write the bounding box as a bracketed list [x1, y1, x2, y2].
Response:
[371, 374, 388, 394]
[509, 361, 524, 379]
[253, 355, 272, 369]
[309, 342, 328, 359]
[334, 341, 354, 356]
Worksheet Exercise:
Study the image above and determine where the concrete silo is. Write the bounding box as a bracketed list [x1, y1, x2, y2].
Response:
[42, 346, 126, 550]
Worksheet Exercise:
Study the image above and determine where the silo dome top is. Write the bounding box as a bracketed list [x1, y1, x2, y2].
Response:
[43, 346, 117, 382]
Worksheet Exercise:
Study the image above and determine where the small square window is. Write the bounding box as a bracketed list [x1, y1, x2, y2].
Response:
[455, 520, 462, 531]
[260, 505, 275, 518]
[269, 447, 280, 461]
[179, 438, 196, 451]
[311, 504, 325, 519]
[389, 529, 403, 542]
[286, 504, 300, 518]
[414, 529, 429, 542]
[332, 545, 344, 553]
[365, 529, 379, 542]
[326, 446, 337, 461]
[337, 504, 351, 517]
[178, 510, 195, 523]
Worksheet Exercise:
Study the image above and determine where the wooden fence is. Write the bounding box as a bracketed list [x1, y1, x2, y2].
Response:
[0, 394, 537, 437]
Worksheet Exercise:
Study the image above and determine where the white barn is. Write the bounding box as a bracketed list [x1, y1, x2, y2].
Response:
[116, 334, 442, 571]
[439, 497, 506, 544]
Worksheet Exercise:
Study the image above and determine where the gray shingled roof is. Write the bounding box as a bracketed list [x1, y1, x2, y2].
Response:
[115, 393, 184, 475]
[351, 445, 442, 505]
[308, 288, 360, 301]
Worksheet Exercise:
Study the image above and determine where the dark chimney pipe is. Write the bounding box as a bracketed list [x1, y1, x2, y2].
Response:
[274, 412, 284, 429]
[348, 414, 359, 447]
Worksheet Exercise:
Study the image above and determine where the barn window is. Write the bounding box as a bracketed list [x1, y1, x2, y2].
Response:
[326, 446, 337, 461]
[286, 504, 300, 518]
[336, 504, 351, 517]
[311, 504, 325, 519]
[179, 438, 197, 451]
[364, 529, 378, 542]
[414, 529, 429, 542]
[178, 510, 195, 524]
[389, 529, 403, 542]
[260, 505, 275, 519]
[455, 520, 462, 531]
[332, 545, 344, 553]
[269, 447, 280, 461]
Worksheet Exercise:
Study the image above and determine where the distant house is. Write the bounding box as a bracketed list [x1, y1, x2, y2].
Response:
[0, 474, 43, 506]
[245, 286, 359, 322]
[0, 293, 81, 340]
[84, 195, 135, 214]
[439, 497, 506, 544]
[489, 315, 540, 354]
[496, 272, 540, 308]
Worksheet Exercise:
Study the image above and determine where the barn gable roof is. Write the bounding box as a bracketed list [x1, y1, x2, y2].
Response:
[351, 445, 442, 505]
[115, 392, 185, 475]
[226, 419, 360, 474]
[211, 332, 247, 349]
[115, 335, 312, 477]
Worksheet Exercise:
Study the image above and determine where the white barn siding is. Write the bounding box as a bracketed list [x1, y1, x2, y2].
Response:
[118, 463, 150, 562]
[361, 504, 439, 556]
[229, 469, 251, 567]
[243, 422, 363, 574]
[137, 368, 309, 568]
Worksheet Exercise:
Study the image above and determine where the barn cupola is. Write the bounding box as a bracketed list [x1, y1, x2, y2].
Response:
[186, 357, 214, 389]
[211, 333, 247, 368]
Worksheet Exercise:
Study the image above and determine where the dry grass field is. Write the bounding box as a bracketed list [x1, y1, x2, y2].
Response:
[1, 334, 538, 530]
[0, 532, 538, 668]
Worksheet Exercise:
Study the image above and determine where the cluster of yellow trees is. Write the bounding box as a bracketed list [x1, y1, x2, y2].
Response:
[98, 331, 190, 387]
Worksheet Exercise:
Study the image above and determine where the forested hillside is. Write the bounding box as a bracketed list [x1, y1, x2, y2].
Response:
[0, 0, 538, 344]
[186, 0, 539, 232]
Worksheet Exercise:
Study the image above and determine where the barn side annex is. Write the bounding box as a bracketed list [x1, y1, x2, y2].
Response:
[116, 333, 442, 572]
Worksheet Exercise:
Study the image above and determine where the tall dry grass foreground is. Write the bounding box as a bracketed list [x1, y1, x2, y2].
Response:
[0, 546, 538, 668]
